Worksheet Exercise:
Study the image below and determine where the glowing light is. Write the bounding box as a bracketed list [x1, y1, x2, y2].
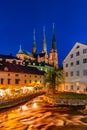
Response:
[21, 105, 28, 111]
[33, 102, 37, 108]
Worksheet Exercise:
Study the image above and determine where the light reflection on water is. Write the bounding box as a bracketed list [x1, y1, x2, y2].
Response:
[0, 96, 87, 130]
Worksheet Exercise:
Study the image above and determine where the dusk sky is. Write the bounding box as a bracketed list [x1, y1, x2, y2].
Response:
[0, 0, 87, 66]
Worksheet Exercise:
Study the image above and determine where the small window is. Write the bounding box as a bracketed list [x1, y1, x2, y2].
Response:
[65, 64, 68, 67]
[70, 54, 73, 58]
[76, 60, 80, 65]
[24, 80, 26, 84]
[83, 58, 87, 63]
[15, 79, 20, 84]
[35, 80, 37, 83]
[8, 79, 11, 84]
[77, 86, 79, 90]
[83, 48, 87, 54]
[8, 73, 10, 76]
[76, 71, 80, 76]
[71, 62, 74, 66]
[15, 74, 19, 76]
[66, 72, 68, 77]
[1, 78, 4, 84]
[76, 45, 80, 49]
[71, 85, 73, 90]
[70, 72, 73, 76]
[30, 80, 31, 83]
[76, 51, 80, 56]
[83, 70, 87, 76]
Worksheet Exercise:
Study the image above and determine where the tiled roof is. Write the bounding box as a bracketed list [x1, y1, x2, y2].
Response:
[0, 61, 45, 75]
[0, 54, 20, 60]
[18, 49, 33, 57]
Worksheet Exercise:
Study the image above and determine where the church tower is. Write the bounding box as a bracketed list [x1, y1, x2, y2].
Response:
[49, 23, 58, 68]
[42, 26, 47, 53]
[32, 29, 36, 55]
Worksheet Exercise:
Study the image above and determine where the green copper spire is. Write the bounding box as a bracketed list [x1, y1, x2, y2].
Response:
[32, 29, 36, 54]
[42, 26, 47, 53]
[52, 23, 56, 50]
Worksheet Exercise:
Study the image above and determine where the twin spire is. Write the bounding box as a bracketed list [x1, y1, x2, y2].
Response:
[32, 23, 56, 55]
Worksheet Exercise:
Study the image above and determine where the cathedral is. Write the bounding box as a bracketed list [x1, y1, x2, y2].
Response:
[16, 24, 58, 69]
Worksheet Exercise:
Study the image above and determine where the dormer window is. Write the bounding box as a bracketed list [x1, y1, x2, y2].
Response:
[76, 45, 80, 49]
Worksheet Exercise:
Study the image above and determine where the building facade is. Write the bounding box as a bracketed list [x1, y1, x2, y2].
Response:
[0, 59, 45, 90]
[63, 42, 87, 93]
[16, 25, 58, 69]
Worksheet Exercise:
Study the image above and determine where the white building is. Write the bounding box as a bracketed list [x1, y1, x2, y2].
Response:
[63, 42, 87, 93]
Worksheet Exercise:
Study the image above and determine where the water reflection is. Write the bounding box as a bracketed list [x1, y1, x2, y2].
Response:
[0, 96, 87, 130]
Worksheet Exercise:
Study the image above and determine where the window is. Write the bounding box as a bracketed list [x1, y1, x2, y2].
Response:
[83, 48, 87, 54]
[40, 80, 41, 83]
[71, 62, 74, 66]
[1, 78, 4, 84]
[71, 85, 73, 90]
[65, 64, 68, 67]
[76, 45, 80, 49]
[76, 51, 80, 56]
[35, 80, 37, 83]
[8, 73, 10, 76]
[76, 71, 80, 76]
[76, 60, 80, 65]
[77, 86, 79, 90]
[24, 80, 26, 84]
[35, 76, 37, 78]
[70, 71, 73, 76]
[15, 79, 20, 84]
[30, 80, 31, 83]
[83, 58, 87, 63]
[8, 79, 11, 84]
[70, 54, 73, 58]
[83, 70, 87, 76]
[66, 86, 68, 90]
[15, 74, 19, 76]
[66, 72, 68, 77]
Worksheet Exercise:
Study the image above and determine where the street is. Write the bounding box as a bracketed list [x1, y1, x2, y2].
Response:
[0, 95, 87, 130]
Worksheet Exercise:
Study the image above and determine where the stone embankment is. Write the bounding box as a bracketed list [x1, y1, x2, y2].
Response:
[44, 96, 87, 106]
[0, 92, 45, 109]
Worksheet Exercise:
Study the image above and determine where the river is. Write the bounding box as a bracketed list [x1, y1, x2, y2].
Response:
[0, 95, 87, 130]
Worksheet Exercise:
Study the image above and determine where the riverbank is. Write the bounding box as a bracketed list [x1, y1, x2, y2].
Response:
[0, 92, 45, 109]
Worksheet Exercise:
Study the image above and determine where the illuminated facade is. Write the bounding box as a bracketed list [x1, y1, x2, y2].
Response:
[0, 57, 44, 90]
[63, 42, 87, 93]
[16, 24, 58, 69]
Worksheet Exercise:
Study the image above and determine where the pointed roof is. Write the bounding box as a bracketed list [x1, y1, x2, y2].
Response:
[51, 23, 56, 50]
[32, 29, 36, 47]
[18, 45, 33, 57]
[42, 26, 47, 53]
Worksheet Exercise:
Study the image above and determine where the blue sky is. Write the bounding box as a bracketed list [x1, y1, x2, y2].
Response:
[0, 0, 87, 66]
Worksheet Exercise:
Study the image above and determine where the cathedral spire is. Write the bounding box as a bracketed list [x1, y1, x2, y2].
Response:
[51, 23, 56, 50]
[32, 29, 36, 55]
[18, 44, 22, 53]
[42, 26, 47, 53]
